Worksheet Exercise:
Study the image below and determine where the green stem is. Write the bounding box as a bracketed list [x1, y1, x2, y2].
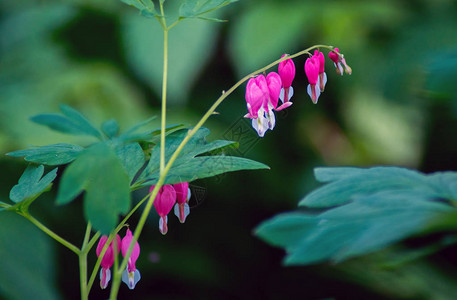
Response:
[160, 29, 168, 176]
[79, 222, 92, 300]
[21, 213, 80, 255]
[79, 252, 88, 300]
[86, 192, 149, 293]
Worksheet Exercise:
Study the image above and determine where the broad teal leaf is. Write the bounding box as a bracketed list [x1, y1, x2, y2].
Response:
[256, 167, 457, 266]
[56, 142, 131, 234]
[313, 167, 368, 183]
[0, 212, 60, 300]
[179, 0, 238, 20]
[9, 165, 57, 204]
[299, 167, 432, 208]
[31, 104, 102, 139]
[139, 128, 268, 185]
[102, 119, 120, 139]
[7, 143, 83, 166]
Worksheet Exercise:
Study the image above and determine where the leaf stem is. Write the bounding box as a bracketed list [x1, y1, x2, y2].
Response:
[21, 212, 80, 255]
[160, 29, 168, 176]
[79, 222, 93, 300]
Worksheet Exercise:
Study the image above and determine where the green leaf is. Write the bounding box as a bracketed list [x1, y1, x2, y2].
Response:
[30, 104, 102, 139]
[9, 165, 58, 204]
[0, 212, 60, 300]
[114, 142, 145, 182]
[102, 119, 120, 139]
[139, 128, 269, 185]
[256, 167, 457, 266]
[179, 0, 238, 19]
[56, 142, 131, 234]
[7, 143, 83, 166]
[299, 167, 433, 208]
[120, 0, 158, 18]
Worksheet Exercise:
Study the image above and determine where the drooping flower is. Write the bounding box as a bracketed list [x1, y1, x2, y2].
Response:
[173, 182, 191, 223]
[305, 56, 321, 104]
[244, 75, 270, 137]
[329, 48, 344, 76]
[314, 50, 327, 92]
[96, 234, 121, 289]
[278, 54, 295, 103]
[151, 185, 177, 235]
[121, 229, 141, 290]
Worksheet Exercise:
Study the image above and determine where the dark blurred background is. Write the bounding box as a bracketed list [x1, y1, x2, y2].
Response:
[1, 0, 457, 299]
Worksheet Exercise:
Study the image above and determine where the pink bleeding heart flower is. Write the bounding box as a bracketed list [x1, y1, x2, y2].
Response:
[121, 229, 141, 290]
[151, 185, 177, 235]
[244, 75, 269, 137]
[96, 234, 121, 289]
[278, 54, 295, 103]
[263, 72, 283, 130]
[173, 182, 191, 223]
[305, 56, 321, 104]
[314, 50, 327, 92]
[329, 48, 344, 76]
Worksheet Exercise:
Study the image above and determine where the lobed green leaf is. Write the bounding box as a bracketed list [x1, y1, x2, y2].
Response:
[102, 119, 120, 139]
[7, 143, 84, 166]
[9, 165, 58, 204]
[179, 0, 238, 20]
[120, 0, 159, 18]
[139, 128, 268, 185]
[30, 104, 102, 139]
[56, 142, 131, 234]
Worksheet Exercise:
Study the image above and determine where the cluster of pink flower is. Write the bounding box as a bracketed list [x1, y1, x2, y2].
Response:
[244, 48, 351, 137]
[96, 229, 141, 290]
[151, 182, 191, 235]
[95, 182, 191, 291]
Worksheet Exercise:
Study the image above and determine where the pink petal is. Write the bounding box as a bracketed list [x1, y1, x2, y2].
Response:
[278, 54, 295, 88]
[121, 229, 140, 273]
[153, 185, 177, 217]
[173, 182, 189, 204]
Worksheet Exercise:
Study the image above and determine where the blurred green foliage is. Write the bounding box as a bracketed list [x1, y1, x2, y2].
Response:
[1, 0, 457, 299]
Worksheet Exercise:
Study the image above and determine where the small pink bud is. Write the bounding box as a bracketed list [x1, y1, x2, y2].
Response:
[121, 229, 141, 290]
[96, 234, 121, 289]
[151, 185, 177, 235]
[173, 182, 191, 223]
[329, 48, 344, 76]
[328, 48, 340, 64]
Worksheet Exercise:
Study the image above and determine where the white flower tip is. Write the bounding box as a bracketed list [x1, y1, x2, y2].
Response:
[122, 269, 141, 290]
[100, 268, 111, 290]
[159, 216, 168, 235]
[279, 88, 285, 103]
[174, 203, 190, 223]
